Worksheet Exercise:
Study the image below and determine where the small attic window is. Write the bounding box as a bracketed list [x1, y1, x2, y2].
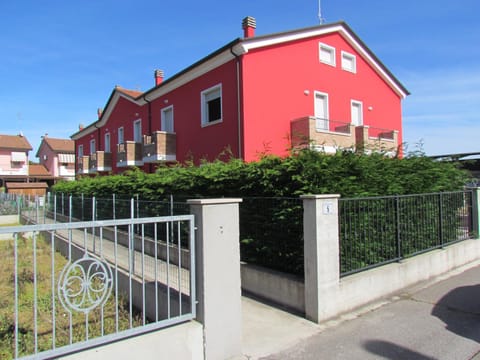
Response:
[341, 51, 357, 73]
[319, 43, 336, 67]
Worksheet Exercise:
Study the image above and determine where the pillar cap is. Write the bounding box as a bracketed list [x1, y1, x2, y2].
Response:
[187, 198, 243, 205]
[300, 194, 341, 199]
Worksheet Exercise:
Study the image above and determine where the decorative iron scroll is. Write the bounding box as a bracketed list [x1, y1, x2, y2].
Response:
[58, 254, 113, 314]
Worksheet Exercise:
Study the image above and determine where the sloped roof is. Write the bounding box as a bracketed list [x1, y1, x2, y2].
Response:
[0, 134, 32, 151]
[116, 86, 143, 98]
[36, 137, 75, 157]
[29, 164, 53, 178]
[72, 20, 409, 140]
[71, 86, 143, 139]
[6, 182, 49, 189]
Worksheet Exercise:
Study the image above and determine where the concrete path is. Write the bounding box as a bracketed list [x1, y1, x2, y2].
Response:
[242, 263, 480, 360]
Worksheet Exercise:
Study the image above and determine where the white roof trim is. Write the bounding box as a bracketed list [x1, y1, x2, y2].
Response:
[71, 92, 137, 140]
[139, 50, 236, 103]
[240, 24, 408, 99]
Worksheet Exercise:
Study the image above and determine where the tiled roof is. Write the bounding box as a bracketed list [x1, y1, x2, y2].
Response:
[29, 164, 53, 177]
[6, 182, 48, 189]
[43, 137, 75, 153]
[0, 134, 32, 151]
[116, 86, 143, 98]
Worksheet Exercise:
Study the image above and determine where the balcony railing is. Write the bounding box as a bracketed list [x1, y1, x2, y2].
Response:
[291, 116, 399, 155]
[143, 131, 176, 163]
[77, 155, 90, 174]
[117, 141, 144, 167]
[89, 151, 112, 173]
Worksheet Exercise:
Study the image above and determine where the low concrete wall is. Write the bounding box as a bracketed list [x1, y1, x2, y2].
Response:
[62, 320, 203, 360]
[240, 239, 480, 322]
[241, 262, 304, 313]
[48, 212, 190, 267]
[0, 214, 18, 225]
[327, 238, 480, 320]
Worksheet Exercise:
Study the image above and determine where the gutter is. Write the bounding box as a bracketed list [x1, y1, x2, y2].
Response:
[230, 46, 243, 160]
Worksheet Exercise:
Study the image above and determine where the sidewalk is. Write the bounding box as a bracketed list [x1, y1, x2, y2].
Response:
[242, 262, 480, 360]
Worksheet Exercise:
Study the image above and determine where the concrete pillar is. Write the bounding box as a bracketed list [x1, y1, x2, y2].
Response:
[470, 187, 480, 238]
[188, 198, 243, 360]
[301, 194, 341, 323]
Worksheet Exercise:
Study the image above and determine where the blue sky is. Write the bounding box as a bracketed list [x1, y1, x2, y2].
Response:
[1, 0, 479, 158]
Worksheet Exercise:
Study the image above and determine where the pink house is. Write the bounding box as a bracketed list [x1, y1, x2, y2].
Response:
[36, 136, 75, 182]
[72, 18, 409, 176]
[0, 134, 32, 187]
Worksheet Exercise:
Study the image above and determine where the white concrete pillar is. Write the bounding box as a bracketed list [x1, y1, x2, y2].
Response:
[471, 187, 480, 238]
[188, 198, 243, 360]
[301, 194, 341, 323]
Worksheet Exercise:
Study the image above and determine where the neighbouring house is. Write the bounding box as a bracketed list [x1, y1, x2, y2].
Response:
[36, 136, 76, 182]
[0, 133, 32, 186]
[71, 17, 409, 176]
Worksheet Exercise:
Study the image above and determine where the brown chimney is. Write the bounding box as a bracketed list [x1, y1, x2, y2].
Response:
[155, 69, 164, 86]
[79, 123, 84, 130]
[242, 16, 256, 38]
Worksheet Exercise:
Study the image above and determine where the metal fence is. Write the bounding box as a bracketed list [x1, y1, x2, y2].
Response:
[0, 198, 195, 359]
[46, 193, 190, 223]
[339, 190, 474, 276]
[239, 197, 304, 276]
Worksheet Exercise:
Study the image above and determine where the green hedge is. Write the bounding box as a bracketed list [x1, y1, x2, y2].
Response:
[54, 150, 468, 199]
[53, 150, 469, 276]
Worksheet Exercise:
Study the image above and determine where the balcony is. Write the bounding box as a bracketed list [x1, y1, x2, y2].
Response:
[117, 141, 144, 167]
[291, 116, 399, 155]
[77, 156, 90, 175]
[143, 131, 176, 163]
[89, 151, 112, 173]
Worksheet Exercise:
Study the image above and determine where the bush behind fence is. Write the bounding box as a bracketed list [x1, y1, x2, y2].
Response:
[47, 190, 474, 278]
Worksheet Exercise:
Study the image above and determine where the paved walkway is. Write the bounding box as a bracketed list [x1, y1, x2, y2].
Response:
[242, 262, 480, 360]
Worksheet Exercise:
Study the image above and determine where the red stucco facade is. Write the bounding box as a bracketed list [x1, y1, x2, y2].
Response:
[71, 20, 408, 176]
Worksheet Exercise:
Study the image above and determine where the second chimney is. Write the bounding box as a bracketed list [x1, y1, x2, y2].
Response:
[242, 16, 256, 38]
[155, 69, 164, 86]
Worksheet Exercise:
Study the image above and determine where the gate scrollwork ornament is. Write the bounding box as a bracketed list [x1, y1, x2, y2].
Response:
[58, 254, 113, 314]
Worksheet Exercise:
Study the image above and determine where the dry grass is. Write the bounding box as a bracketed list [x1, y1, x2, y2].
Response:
[0, 234, 142, 359]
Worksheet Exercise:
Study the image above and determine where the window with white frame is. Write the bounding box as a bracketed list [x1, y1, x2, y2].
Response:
[341, 51, 357, 73]
[319, 43, 336, 66]
[105, 133, 111, 153]
[201, 84, 222, 126]
[133, 119, 142, 143]
[161, 106, 174, 132]
[78, 145, 83, 158]
[118, 127, 124, 144]
[90, 139, 96, 154]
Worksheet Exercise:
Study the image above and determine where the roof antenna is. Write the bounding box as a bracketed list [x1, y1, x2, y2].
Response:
[318, 0, 326, 24]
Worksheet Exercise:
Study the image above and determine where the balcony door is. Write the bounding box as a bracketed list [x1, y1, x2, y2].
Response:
[314, 91, 329, 130]
[351, 100, 363, 126]
[161, 106, 174, 133]
[133, 120, 142, 143]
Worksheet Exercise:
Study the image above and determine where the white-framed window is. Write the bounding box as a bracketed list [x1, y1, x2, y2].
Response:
[161, 106, 174, 132]
[118, 127, 124, 144]
[201, 84, 222, 126]
[133, 119, 142, 143]
[90, 139, 96, 154]
[319, 43, 336, 66]
[105, 133, 111, 153]
[78, 145, 83, 158]
[351, 100, 363, 126]
[314, 91, 329, 130]
[341, 51, 357, 73]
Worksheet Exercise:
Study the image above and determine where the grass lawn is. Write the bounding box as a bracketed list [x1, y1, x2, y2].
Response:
[0, 233, 141, 359]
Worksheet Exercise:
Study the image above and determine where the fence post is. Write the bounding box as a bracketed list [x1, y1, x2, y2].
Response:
[301, 194, 341, 323]
[471, 187, 480, 238]
[187, 198, 243, 360]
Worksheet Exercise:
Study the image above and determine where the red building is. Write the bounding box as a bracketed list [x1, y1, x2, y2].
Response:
[71, 18, 409, 176]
